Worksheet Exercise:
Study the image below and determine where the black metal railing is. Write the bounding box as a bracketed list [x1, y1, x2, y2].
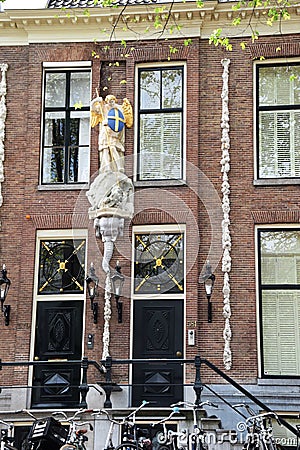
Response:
[0, 355, 299, 438]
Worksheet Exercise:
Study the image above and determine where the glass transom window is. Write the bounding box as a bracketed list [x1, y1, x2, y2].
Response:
[134, 232, 184, 294]
[42, 69, 91, 185]
[257, 63, 300, 179]
[137, 66, 184, 181]
[38, 239, 86, 294]
[259, 229, 300, 376]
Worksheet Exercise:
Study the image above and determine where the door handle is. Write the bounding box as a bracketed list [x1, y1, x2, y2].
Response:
[176, 351, 182, 358]
[34, 356, 39, 361]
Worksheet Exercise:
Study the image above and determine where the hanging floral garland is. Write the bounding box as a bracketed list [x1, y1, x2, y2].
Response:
[0, 64, 8, 207]
[220, 58, 232, 370]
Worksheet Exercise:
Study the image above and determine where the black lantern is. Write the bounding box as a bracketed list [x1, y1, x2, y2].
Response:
[201, 261, 215, 323]
[86, 263, 99, 324]
[0, 265, 11, 326]
[111, 262, 124, 323]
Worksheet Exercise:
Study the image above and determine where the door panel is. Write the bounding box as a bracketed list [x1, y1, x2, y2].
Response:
[132, 300, 183, 406]
[31, 301, 83, 408]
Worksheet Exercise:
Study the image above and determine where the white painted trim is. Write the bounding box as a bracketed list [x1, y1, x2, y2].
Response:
[43, 61, 92, 68]
[255, 224, 300, 378]
[28, 228, 88, 405]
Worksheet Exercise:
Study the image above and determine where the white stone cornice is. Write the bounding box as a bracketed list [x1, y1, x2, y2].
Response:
[0, 2, 300, 44]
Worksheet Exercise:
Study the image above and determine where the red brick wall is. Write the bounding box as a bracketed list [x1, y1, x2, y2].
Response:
[1, 34, 300, 389]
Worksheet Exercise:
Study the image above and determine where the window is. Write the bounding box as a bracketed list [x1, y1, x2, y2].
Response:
[42, 68, 91, 185]
[137, 65, 184, 181]
[134, 231, 184, 294]
[257, 63, 300, 179]
[38, 238, 86, 294]
[258, 229, 300, 376]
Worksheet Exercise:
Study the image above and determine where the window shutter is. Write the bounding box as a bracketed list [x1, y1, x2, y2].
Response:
[259, 112, 276, 177]
[262, 291, 300, 375]
[262, 292, 280, 375]
[139, 113, 181, 180]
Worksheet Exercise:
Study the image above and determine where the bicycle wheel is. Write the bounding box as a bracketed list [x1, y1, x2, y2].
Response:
[115, 442, 139, 450]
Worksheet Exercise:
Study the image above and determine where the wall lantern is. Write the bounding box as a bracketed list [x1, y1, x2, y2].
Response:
[0, 265, 11, 326]
[111, 262, 124, 323]
[86, 262, 99, 324]
[201, 261, 215, 323]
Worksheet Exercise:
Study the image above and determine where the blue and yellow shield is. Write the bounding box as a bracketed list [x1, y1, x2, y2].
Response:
[107, 108, 125, 132]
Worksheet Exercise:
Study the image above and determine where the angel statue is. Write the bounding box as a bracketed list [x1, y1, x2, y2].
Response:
[90, 94, 133, 173]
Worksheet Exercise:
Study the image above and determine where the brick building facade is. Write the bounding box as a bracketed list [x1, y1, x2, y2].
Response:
[0, 0, 299, 448]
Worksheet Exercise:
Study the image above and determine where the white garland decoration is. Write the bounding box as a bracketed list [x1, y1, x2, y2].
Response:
[0, 64, 8, 208]
[221, 58, 232, 370]
[102, 272, 112, 360]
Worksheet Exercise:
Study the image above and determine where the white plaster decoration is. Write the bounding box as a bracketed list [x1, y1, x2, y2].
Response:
[220, 58, 232, 370]
[0, 64, 8, 208]
[102, 273, 112, 360]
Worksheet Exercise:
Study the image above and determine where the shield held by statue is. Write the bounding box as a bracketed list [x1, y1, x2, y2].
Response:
[107, 108, 125, 132]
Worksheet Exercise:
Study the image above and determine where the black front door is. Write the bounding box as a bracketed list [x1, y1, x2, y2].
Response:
[132, 300, 183, 407]
[31, 301, 83, 408]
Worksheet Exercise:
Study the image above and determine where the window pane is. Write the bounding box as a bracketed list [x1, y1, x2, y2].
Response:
[139, 112, 182, 180]
[140, 70, 160, 109]
[42, 147, 65, 183]
[259, 111, 300, 178]
[262, 290, 300, 375]
[69, 146, 89, 183]
[70, 72, 90, 107]
[44, 112, 65, 146]
[162, 69, 182, 108]
[260, 230, 300, 284]
[259, 65, 300, 106]
[45, 73, 66, 107]
[70, 111, 90, 145]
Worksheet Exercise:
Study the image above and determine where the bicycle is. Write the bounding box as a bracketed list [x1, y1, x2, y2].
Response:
[52, 409, 93, 450]
[169, 401, 218, 450]
[94, 400, 152, 450]
[151, 406, 186, 450]
[235, 406, 281, 450]
[18, 409, 68, 450]
[0, 419, 17, 450]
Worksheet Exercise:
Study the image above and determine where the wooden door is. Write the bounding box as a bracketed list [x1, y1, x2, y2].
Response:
[31, 301, 83, 408]
[132, 300, 183, 407]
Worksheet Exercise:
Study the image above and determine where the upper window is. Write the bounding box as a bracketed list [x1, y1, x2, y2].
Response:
[257, 63, 300, 179]
[137, 65, 184, 181]
[258, 228, 300, 376]
[42, 69, 91, 185]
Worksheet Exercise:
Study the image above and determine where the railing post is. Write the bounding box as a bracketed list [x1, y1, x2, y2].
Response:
[102, 356, 113, 408]
[79, 356, 89, 408]
[193, 355, 203, 405]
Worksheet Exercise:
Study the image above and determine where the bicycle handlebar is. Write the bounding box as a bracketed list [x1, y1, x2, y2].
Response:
[171, 401, 218, 409]
[245, 412, 281, 425]
[151, 407, 181, 425]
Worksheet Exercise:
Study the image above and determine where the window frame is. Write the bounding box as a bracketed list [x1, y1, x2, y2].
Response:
[134, 62, 186, 184]
[255, 60, 300, 182]
[257, 226, 300, 378]
[40, 63, 91, 188]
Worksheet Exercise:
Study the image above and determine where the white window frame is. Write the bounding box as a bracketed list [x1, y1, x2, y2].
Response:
[29, 229, 88, 391]
[134, 62, 187, 183]
[254, 58, 300, 183]
[40, 62, 92, 189]
[256, 225, 300, 378]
